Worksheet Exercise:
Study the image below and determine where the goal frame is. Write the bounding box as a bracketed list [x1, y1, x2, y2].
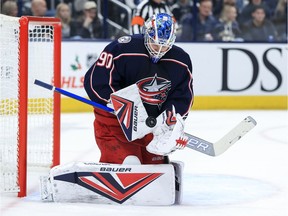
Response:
[17, 16, 61, 197]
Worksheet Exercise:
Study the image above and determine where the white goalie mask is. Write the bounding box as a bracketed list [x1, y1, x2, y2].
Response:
[142, 13, 176, 63]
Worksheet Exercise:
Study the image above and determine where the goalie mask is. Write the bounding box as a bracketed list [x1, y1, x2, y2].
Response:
[143, 13, 176, 63]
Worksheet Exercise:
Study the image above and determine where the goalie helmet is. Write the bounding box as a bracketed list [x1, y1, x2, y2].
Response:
[142, 13, 176, 63]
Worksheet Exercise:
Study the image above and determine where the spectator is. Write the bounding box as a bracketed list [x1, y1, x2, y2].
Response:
[180, 0, 218, 41]
[77, 1, 104, 39]
[235, 0, 246, 13]
[213, 0, 245, 16]
[2, 0, 18, 17]
[262, 0, 278, 16]
[241, 5, 278, 42]
[273, 0, 287, 41]
[69, 0, 89, 21]
[213, 0, 228, 17]
[131, 0, 173, 34]
[55, 3, 79, 38]
[171, 0, 193, 22]
[213, 4, 242, 41]
[31, 0, 48, 17]
[171, 0, 193, 37]
[237, 0, 271, 27]
[18, 0, 32, 16]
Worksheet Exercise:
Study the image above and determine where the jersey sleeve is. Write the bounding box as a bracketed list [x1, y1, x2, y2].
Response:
[162, 53, 194, 119]
[84, 40, 122, 105]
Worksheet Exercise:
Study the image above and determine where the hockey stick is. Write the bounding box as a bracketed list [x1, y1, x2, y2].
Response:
[34, 79, 257, 156]
[34, 79, 114, 113]
[185, 116, 256, 156]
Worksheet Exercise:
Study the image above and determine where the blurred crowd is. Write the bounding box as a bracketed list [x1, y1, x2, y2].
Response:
[1, 0, 287, 42]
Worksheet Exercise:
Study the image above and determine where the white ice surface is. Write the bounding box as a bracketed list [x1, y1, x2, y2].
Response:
[1, 110, 287, 216]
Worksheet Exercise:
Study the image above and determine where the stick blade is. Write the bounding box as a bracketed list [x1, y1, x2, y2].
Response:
[213, 116, 257, 156]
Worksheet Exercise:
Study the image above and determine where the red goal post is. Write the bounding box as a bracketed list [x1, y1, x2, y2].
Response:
[0, 15, 61, 197]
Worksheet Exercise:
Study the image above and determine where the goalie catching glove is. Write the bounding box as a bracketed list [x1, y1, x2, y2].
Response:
[146, 106, 188, 156]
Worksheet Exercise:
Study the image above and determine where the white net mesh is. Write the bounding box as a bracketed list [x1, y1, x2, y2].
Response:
[27, 26, 54, 167]
[0, 15, 57, 193]
[0, 15, 21, 193]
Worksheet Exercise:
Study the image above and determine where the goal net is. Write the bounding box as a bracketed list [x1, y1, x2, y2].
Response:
[0, 15, 61, 197]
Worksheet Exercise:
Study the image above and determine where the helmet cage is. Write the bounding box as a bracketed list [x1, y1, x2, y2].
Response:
[143, 13, 176, 63]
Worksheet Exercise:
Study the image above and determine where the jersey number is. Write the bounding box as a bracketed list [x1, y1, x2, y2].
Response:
[96, 52, 113, 69]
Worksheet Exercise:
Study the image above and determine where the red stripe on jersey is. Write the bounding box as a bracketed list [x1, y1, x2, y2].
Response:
[113, 53, 149, 60]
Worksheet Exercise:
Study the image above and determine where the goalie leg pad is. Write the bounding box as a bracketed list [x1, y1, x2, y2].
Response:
[40, 162, 176, 205]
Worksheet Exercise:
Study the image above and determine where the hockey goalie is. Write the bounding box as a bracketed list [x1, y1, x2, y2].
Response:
[41, 13, 194, 205]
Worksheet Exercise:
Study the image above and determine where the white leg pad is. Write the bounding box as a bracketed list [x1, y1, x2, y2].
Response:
[40, 162, 176, 205]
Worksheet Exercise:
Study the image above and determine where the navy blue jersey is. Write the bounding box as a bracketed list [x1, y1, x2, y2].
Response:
[84, 34, 193, 118]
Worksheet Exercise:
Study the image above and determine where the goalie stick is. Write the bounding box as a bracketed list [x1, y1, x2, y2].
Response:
[185, 116, 256, 156]
[34, 79, 257, 156]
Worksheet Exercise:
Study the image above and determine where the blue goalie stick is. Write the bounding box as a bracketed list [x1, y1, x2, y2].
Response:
[34, 79, 257, 157]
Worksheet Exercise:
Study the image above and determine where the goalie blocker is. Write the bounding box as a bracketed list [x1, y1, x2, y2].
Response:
[40, 159, 184, 205]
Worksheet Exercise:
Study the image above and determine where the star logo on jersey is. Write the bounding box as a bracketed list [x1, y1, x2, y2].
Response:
[137, 74, 171, 108]
[54, 171, 163, 204]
